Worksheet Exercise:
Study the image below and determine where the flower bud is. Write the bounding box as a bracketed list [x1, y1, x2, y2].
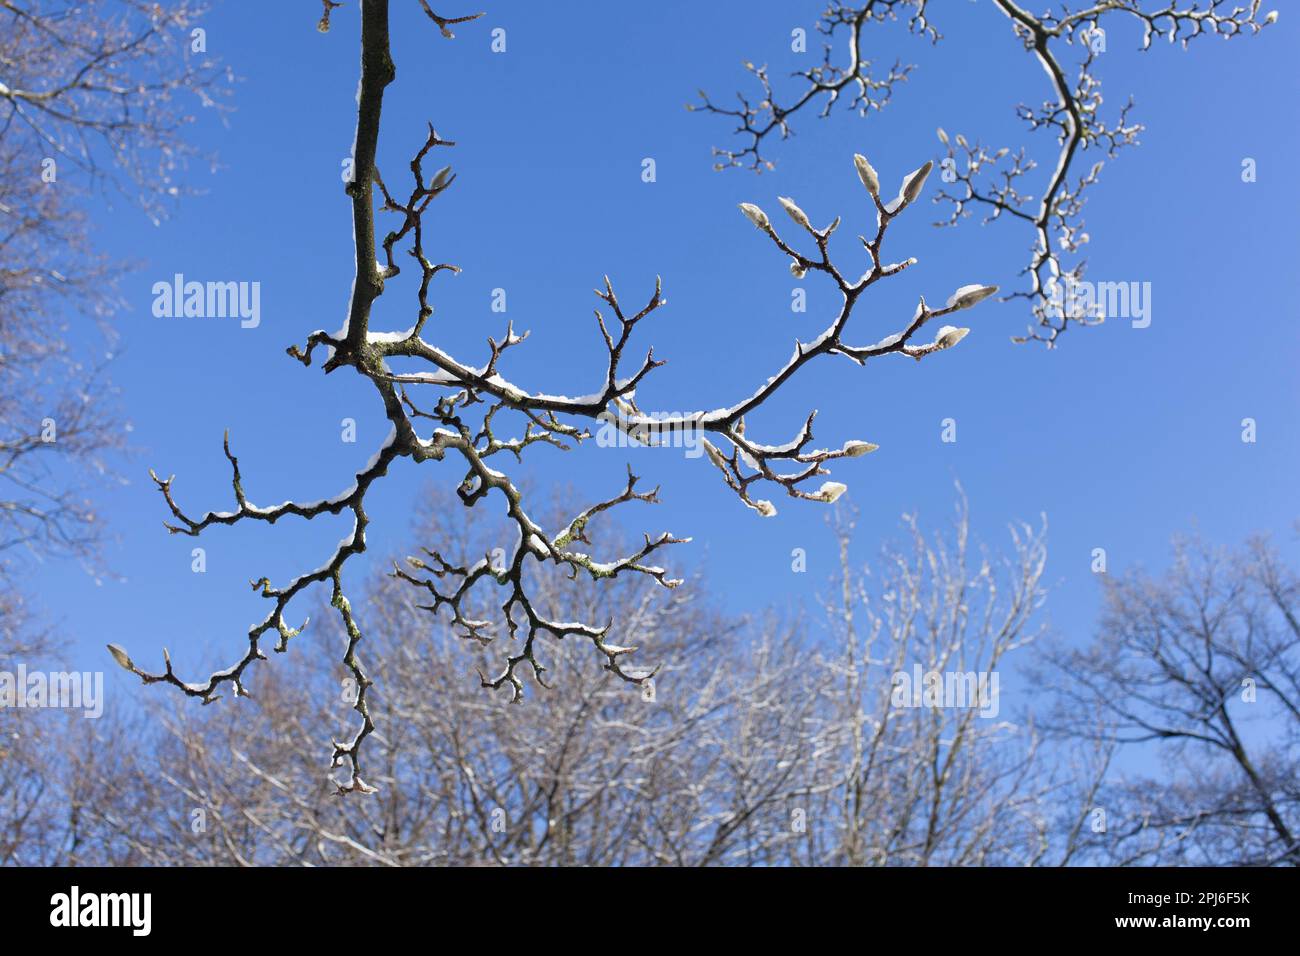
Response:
[739, 203, 770, 230]
[702, 438, 729, 471]
[790, 260, 807, 279]
[900, 160, 933, 206]
[107, 643, 134, 672]
[778, 196, 811, 229]
[934, 325, 970, 349]
[946, 284, 999, 310]
[816, 481, 847, 504]
[814, 481, 848, 503]
[853, 153, 880, 198]
[753, 499, 777, 517]
[843, 440, 879, 457]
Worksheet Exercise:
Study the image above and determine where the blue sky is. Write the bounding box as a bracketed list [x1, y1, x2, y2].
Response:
[22, 1, 1298, 709]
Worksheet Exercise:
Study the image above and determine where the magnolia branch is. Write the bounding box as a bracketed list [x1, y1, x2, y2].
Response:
[116, 0, 995, 794]
[698, 0, 1276, 345]
[691, 0, 932, 172]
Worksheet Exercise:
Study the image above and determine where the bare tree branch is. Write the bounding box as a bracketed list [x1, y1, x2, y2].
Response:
[0, 1, 229, 581]
[697, 0, 1276, 345]
[1046, 532, 1300, 866]
[117, 1, 995, 795]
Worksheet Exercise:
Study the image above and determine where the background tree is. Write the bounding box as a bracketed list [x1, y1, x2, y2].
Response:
[0, 0, 226, 865]
[0, 0, 226, 575]
[9, 488, 1097, 866]
[694, 0, 1277, 344]
[1048, 532, 1300, 866]
[784, 496, 1105, 865]
[0, 595, 62, 866]
[19, 489, 1292, 867]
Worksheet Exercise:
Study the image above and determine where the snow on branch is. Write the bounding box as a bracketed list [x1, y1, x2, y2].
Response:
[116, 0, 993, 794]
[691, 0, 933, 173]
[696, 0, 1276, 345]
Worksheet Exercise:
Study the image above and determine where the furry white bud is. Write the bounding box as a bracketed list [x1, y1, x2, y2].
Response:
[701, 438, 729, 471]
[934, 325, 970, 349]
[853, 153, 880, 198]
[813, 481, 848, 503]
[1265, 10, 1278, 25]
[107, 643, 134, 672]
[946, 284, 999, 310]
[842, 440, 879, 457]
[739, 203, 770, 230]
[753, 499, 777, 517]
[430, 165, 453, 190]
[900, 161, 933, 206]
[790, 260, 807, 279]
[778, 196, 811, 229]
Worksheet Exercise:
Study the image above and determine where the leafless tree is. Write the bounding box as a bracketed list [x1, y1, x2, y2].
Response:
[0, 0, 227, 577]
[9, 488, 1101, 867]
[22, 492, 820, 865]
[0, 594, 57, 866]
[694, 0, 1277, 344]
[115, 1, 1002, 793]
[0, 0, 226, 864]
[783, 496, 1106, 866]
[1047, 533, 1299, 866]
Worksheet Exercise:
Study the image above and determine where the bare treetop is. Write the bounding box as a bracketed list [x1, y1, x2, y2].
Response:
[0, 0, 228, 581]
[16, 488, 1096, 866]
[0, 0, 229, 216]
[1048, 533, 1299, 866]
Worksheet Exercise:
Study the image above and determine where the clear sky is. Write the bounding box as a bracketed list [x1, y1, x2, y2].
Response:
[22, 1, 1299, 711]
